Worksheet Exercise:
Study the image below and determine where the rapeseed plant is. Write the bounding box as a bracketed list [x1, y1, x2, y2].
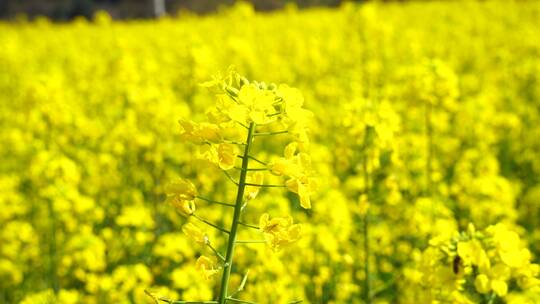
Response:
[147, 71, 314, 303]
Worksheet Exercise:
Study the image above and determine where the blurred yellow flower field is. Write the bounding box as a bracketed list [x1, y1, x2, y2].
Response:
[1, 1, 540, 303]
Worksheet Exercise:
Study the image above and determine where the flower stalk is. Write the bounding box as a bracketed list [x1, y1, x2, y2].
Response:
[425, 101, 433, 194]
[217, 122, 256, 304]
[362, 126, 371, 304]
[158, 72, 313, 304]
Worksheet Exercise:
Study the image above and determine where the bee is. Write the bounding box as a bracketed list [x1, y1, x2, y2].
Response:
[453, 255, 461, 274]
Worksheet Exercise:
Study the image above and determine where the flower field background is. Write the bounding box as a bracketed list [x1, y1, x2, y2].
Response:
[1, 1, 540, 303]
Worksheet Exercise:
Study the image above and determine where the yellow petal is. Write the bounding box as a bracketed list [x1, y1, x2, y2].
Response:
[182, 223, 207, 244]
[218, 143, 239, 170]
[474, 274, 490, 294]
[490, 280, 508, 297]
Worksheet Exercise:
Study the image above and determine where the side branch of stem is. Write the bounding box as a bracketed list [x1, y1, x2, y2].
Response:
[192, 213, 230, 234]
[237, 155, 267, 166]
[223, 171, 240, 186]
[253, 130, 288, 137]
[236, 240, 266, 244]
[207, 242, 226, 261]
[225, 298, 257, 304]
[196, 196, 235, 207]
[238, 222, 259, 230]
[243, 183, 285, 188]
[234, 167, 268, 172]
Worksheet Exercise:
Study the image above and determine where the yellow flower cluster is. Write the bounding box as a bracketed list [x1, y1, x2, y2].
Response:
[259, 213, 302, 251]
[161, 71, 313, 303]
[402, 224, 539, 303]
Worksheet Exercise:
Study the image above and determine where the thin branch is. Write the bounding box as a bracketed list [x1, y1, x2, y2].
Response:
[267, 112, 281, 117]
[371, 276, 397, 298]
[160, 299, 218, 304]
[239, 222, 259, 230]
[196, 196, 235, 207]
[236, 240, 266, 244]
[223, 140, 247, 146]
[145, 290, 160, 304]
[272, 99, 283, 106]
[145, 290, 218, 304]
[225, 298, 257, 304]
[244, 183, 286, 188]
[234, 167, 268, 172]
[192, 213, 230, 234]
[253, 130, 288, 137]
[207, 242, 226, 262]
[237, 155, 267, 166]
[229, 270, 250, 298]
[223, 170, 240, 186]
[237, 122, 249, 129]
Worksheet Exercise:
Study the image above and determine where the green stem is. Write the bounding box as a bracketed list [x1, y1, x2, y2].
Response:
[362, 127, 371, 304]
[47, 198, 59, 293]
[218, 123, 256, 304]
[425, 101, 432, 194]
[486, 293, 496, 304]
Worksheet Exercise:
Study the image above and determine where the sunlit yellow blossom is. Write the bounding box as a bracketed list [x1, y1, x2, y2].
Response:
[474, 274, 490, 294]
[165, 178, 197, 201]
[259, 213, 301, 251]
[165, 179, 197, 216]
[278, 84, 313, 125]
[491, 279, 508, 296]
[285, 176, 317, 209]
[179, 120, 222, 144]
[270, 143, 316, 208]
[456, 239, 489, 268]
[182, 223, 207, 244]
[217, 143, 239, 170]
[196, 256, 220, 280]
[168, 199, 196, 217]
[244, 171, 264, 201]
[224, 83, 276, 125]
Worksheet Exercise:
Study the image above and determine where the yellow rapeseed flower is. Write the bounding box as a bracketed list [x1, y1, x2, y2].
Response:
[259, 213, 301, 251]
[217, 143, 239, 170]
[179, 120, 222, 144]
[165, 179, 197, 216]
[182, 223, 207, 244]
[195, 256, 219, 280]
